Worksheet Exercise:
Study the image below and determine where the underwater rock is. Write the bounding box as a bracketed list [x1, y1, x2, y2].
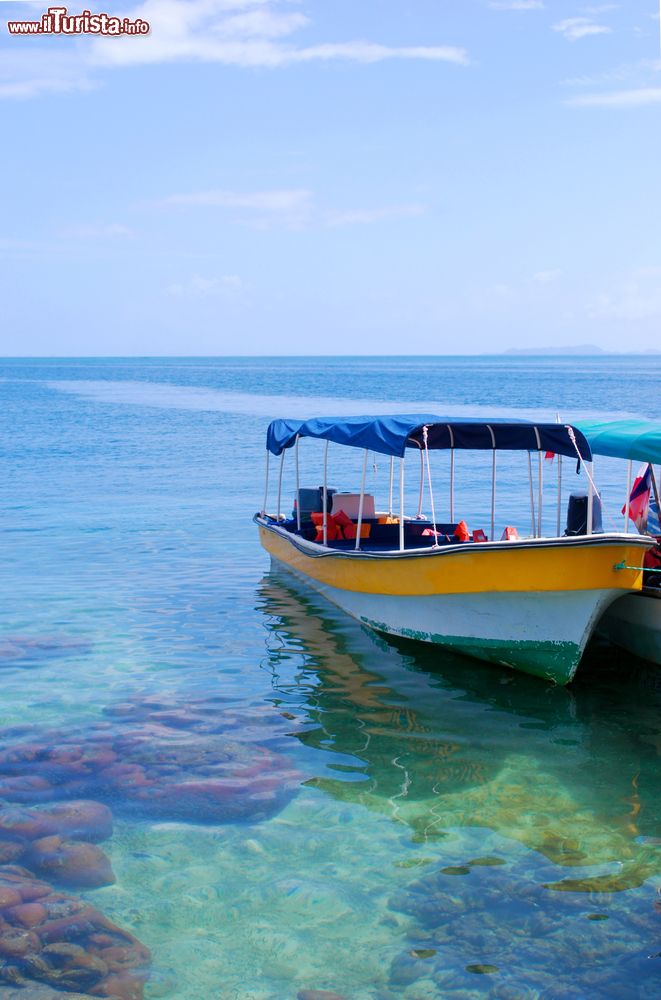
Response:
[0, 885, 25, 909]
[30, 802, 114, 844]
[0, 926, 41, 957]
[0, 988, 98, 1000]
[297, 992, 347, 1000]
[0, 775, 55, 804]
[125, 772, 292, 824]
[8, 901, 50, 927]
[0, 840, 26, 865]
[0, 802, 113, 846]
[89, 971, 146, 999]
[0, 865, 150, 997]
[0, 691, 300, 992]
[27, 837, 115, 890]
[0, 635, 90, 666]
[0, 695, 300, 826]
[388, 848, 661, 998]
[0, 806, 49, 841]
[388, 951, 430, 988]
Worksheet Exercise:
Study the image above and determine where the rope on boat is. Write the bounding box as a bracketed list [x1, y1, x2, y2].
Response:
[423, 426, 440, 549]
[613, 561, 661, 573]
[566, 425, 618, 534]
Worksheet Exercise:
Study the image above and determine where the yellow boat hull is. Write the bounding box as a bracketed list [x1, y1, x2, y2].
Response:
[257, 519, 650, 684]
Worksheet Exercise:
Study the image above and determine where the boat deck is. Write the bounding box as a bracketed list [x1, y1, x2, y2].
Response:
[276, 516, 469, 552]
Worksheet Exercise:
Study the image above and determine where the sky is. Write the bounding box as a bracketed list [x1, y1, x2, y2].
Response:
[1, 0, 661, 356]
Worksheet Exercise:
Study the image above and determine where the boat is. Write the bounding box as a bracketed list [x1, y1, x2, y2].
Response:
[576, 418, 661, 666]
[254, 414, 653, 685]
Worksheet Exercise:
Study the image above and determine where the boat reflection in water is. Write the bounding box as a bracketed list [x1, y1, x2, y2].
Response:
[259, 568, 661, 892]
[259, 569, 661, 996]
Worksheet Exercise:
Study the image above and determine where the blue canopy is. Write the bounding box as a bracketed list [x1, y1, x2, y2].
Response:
[266, 414, 592, 461]
[576, 419, 661, 466]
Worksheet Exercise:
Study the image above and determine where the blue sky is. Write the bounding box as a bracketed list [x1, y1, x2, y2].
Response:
[2, 0, 661, 355]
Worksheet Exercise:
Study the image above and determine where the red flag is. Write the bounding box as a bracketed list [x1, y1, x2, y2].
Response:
[622, 464, 652, 531]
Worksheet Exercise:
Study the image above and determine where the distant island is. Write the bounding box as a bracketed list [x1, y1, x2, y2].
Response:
[503, 345, 661, 356]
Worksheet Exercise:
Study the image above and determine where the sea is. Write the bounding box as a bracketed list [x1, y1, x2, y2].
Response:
[1, 355, 661, 1000]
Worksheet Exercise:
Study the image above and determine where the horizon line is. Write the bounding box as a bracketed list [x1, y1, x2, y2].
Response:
[0, 352, 659, 360]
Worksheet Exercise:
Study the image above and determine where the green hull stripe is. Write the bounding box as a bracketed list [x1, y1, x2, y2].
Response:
[360, 617, 581, 685]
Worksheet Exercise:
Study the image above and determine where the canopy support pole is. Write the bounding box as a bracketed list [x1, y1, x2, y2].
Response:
[556, 455, 562, 537]
[537, 455, 543, 537]
[295, 435, 301, 532]
[487, 426, 496, 542]
[262, 451, 270, 516]
[624, 459, 632, 533]
[447, 425, 455, 522]
[355, 449, 368, 551]
[416, 449, 424, 518]
[527, 452, 536, 537]
[322, 441, 329, 546]
[277, 450, 285, 521]
[423, 427, 439, 547]
[491, 452, 497, 542]
[587, 462, 594, 535]
[450, 450, 455, 521]
[388, 457, 394, 516]
[399, 459, 405, 552]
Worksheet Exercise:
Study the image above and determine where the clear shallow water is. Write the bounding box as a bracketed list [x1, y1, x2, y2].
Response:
[0, 356, 660, 999]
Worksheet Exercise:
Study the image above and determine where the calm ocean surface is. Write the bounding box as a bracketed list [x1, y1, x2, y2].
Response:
[1, 356, 661, 1000]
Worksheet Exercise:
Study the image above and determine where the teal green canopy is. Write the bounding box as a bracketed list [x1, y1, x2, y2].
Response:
[575, 419, 661, 466]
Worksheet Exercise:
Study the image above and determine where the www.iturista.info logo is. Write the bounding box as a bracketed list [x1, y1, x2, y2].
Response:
[6, 6, 150, 36]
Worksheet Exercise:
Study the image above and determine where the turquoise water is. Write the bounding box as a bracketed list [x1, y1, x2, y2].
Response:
[1, 356, 661, 999]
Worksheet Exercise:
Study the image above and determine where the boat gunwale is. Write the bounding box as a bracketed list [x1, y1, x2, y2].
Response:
[253, 513, 653, 562]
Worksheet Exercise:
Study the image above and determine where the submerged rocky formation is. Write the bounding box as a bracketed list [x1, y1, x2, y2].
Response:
[387, 849, 661, 998]
[0, 692, 301, 995]
[0, 862, 150, 999]
[0, 695, 299, 824]
[0, 801, 115, 890]
[0, 635, 92, 667]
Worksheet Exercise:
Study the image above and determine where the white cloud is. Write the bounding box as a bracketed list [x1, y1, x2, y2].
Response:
[0, 78, 79, 99]
[0, 237, 38, 252]
[561, 55, 661, 91]
[490, 282, 518, 302]
[581, 4, 619, 13]
[60, 223, 134, 239]
[162, 188, 311, 211]
[285, 43, 468, 66]
[160, 187, 313, 228]
[0, 1, 469, 99]
[89, 0, 469, 69]
[158, 187, 429, 229]
[325, 204, 426, 227]
[212, 7, 311, 41]
[587, 269, 661, 320]
[489, 1, 544, 10]
[533, 269, 561, 283]
[567, 86, 661, 107]
[560, 63, 641, 88]
[0, 50, 93, 99]
[167, 273, 245, 297]
[553, 17, 612, 41]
